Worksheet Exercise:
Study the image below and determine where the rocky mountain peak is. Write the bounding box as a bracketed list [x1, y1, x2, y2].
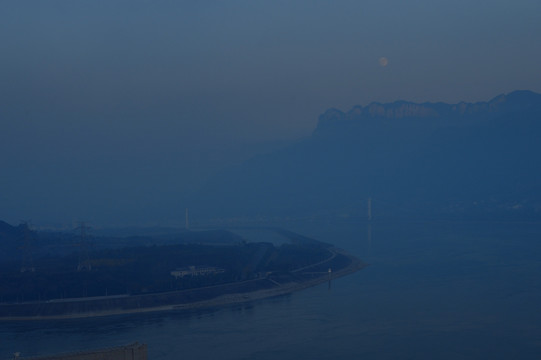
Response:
[316, 90, 541, 132]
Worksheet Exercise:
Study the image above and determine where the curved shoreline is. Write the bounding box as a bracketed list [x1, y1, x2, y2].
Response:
[0, 248, 365, 321]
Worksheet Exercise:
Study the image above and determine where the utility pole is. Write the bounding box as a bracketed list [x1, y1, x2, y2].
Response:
[328, 267, 332, 290]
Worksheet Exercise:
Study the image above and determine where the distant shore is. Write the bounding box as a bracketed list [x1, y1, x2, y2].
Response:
[0, 248, 365, 321]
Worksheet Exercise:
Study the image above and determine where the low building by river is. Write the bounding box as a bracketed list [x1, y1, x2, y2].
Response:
[19, 342, 147, 360]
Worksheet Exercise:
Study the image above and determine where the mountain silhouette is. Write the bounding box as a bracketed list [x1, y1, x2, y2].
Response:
[194, 90, 541, 221]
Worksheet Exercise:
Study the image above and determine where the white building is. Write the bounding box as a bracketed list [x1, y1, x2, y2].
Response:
[170, 266, 225, 279]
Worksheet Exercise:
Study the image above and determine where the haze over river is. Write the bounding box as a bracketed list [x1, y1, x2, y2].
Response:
[2, 220, 541, 359]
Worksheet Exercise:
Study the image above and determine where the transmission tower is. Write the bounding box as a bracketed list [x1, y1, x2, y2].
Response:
[19, 221, 35, 273]
[75, 222, 92, 271]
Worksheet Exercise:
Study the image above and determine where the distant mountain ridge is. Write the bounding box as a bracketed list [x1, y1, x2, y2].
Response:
[318, 90, 541, 125]
[194, 90, 541, 221]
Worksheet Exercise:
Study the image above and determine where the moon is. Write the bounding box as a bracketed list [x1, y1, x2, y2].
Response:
[378, 57, 388, 67]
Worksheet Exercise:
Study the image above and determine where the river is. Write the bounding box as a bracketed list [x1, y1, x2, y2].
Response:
[2, 220, 541, 359]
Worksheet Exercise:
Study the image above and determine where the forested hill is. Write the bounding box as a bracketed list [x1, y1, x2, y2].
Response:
[0, 222, 245, 264]
[0, 221, 25, 261]
[0, 220, 19, 239]
[194, 90, 541, 221]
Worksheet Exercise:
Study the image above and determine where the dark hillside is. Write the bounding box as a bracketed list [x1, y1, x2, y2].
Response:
[0, 221, 25, 262]
[0, 240, 330, 303]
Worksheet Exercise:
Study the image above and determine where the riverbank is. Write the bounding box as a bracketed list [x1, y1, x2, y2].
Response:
[0, 248, 364, 321]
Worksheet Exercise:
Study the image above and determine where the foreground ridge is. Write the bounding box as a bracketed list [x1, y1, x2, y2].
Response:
[0, 247, 364, 320]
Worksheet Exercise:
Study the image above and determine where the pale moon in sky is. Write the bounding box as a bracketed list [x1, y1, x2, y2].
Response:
[379, 57, 388, 67]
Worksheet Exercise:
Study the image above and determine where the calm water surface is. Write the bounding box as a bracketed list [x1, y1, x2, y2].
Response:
[2, 221, 541, 359]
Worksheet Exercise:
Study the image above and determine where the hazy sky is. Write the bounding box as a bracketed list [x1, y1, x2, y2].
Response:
[1, 1, 540, 226]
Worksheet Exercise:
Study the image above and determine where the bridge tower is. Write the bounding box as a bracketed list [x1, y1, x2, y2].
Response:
[367, 197, 372, 221]
[367, 198, 373, 255]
